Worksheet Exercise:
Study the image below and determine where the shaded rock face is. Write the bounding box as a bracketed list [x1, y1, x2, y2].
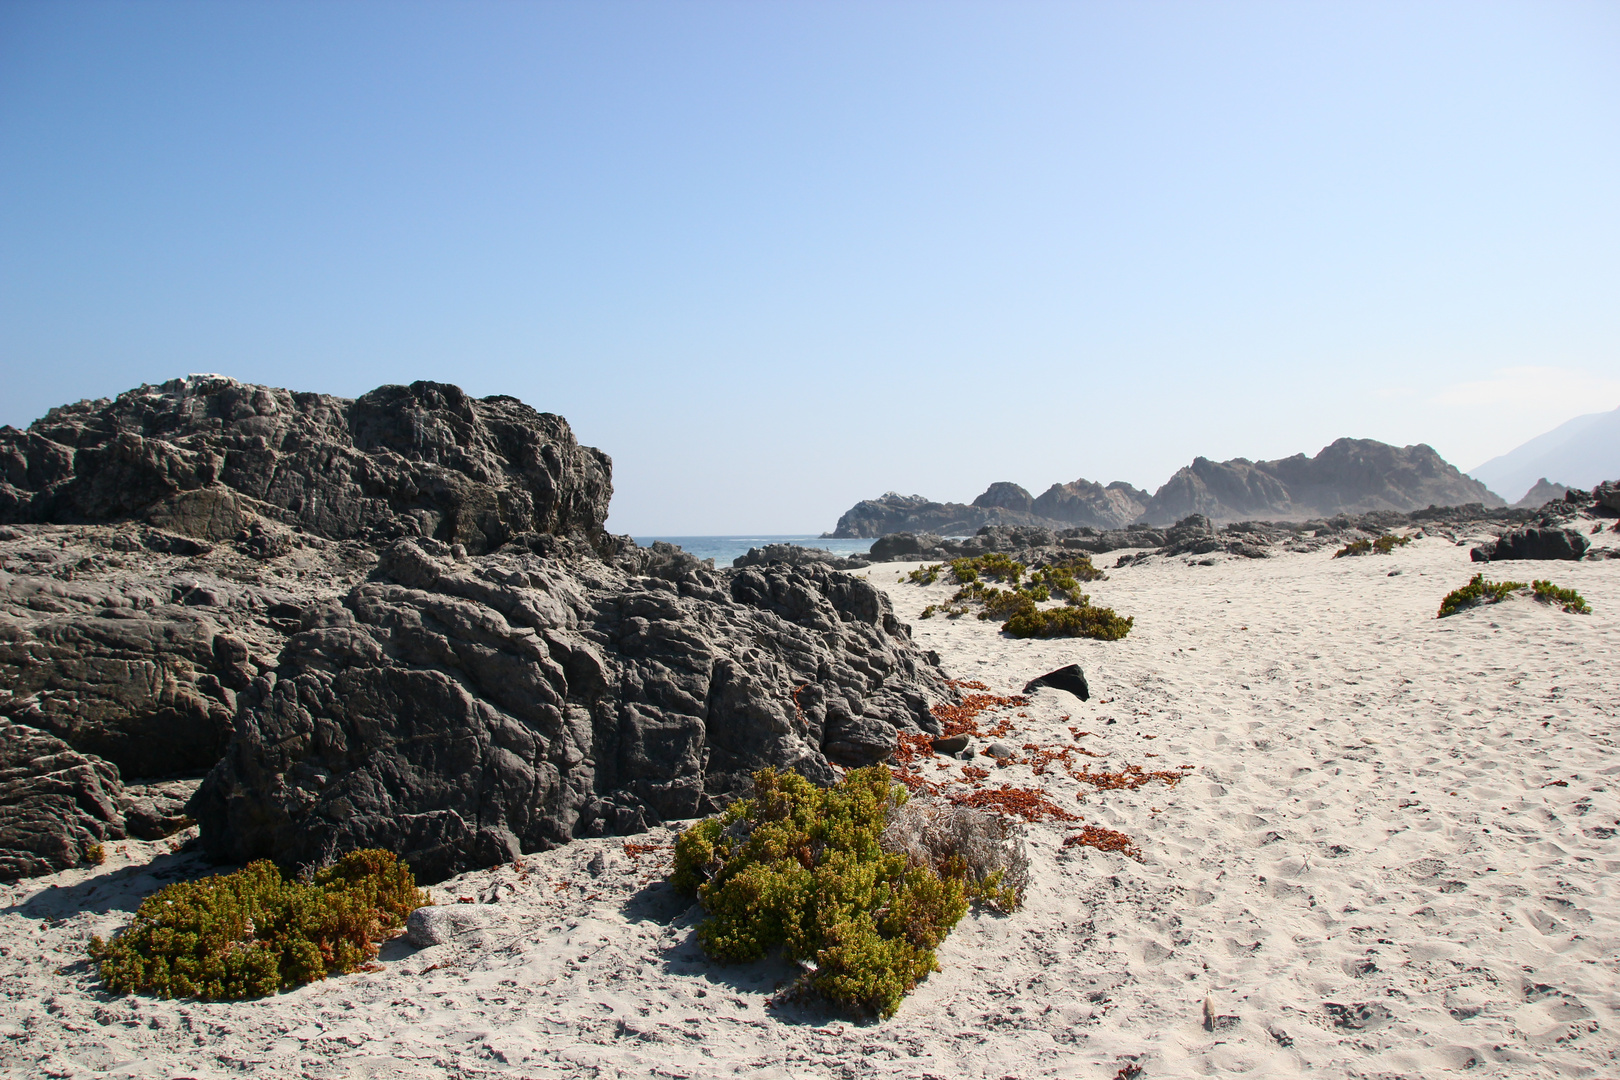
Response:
[830, 492, 1009, 539]
[0, 599, 241, 778]
[1474, 527, 1591, 562]
[1139, 439, 1503, 525]
[190, 538, 946, 884]
[0, 719, 125, 880]
[0, 376, 612, 555]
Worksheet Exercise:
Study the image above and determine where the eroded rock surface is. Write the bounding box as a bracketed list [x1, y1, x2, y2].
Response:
[0, 718, 125, 880]
[191, 538, 945, 882]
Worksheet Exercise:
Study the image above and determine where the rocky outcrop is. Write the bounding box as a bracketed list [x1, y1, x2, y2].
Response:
[1031, 480, 1149, 530]
[1, 376, 612, 554]
[0, 378, 957, 884]
[972, 483, 1035, 515]
[1512, 478, 1570, 508]
[829, 493, 1015, 539]
[828, 477, 1151, 538]
[731, 544, 869, 571]
[190, 538, 945, 883]
[1138, 439, 1503, 524]
[835, 438, 1499, 536]
[0, 719, 126, 881]
[1470, 527, 1591, 563]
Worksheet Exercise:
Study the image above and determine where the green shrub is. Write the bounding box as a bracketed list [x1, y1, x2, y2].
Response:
[1334, 534, 1412, 558]
[1004, 604, 1134, 640]
[906, 564, 943, 585]
[1437, 573, 1526, 618]
[905, 550, 1131, 641]
[672, 766, 1013, 1018]
[1531, 579, 1591, 614]
[89, 849, 429, 1000]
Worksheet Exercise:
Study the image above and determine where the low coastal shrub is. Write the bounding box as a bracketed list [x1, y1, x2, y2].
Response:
[89, 849, 430, 1000]
[1438, 574, 1592, 618]
[1531, 579, 1591, 614]
[1437, 573, 1526, 618]
[906, 553, 1131, 640]
[671, 766, 1018, 1018]
[1004, 604, 1134, 640]
[1333, 534, 1412, 558]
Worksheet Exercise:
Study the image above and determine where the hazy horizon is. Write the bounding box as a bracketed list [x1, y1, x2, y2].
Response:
[4, 2, 1617, 533]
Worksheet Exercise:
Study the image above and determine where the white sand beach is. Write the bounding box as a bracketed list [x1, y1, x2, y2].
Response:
[3, 529, 1617, 1079]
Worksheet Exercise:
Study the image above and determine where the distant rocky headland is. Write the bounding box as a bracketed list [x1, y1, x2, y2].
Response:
[826, 438, 1504, 537]
[0, 377, 950, 883]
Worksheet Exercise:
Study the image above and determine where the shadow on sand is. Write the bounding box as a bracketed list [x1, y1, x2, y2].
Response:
[620, 875, 876, 1027]
[3, 848, 229, 921]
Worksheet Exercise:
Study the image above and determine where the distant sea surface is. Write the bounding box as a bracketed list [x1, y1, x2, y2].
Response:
[632, 535, 876, 567]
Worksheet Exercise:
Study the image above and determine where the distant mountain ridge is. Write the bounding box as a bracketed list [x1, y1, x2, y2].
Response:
[1469, 405, 1620, 503]
[1139, 438, 1503, 523]
[826, 437, 1503, 537]
[827, 478, 1151, 538]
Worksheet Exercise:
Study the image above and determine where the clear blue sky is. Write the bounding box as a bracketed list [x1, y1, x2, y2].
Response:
[3, 1, 1617, 532]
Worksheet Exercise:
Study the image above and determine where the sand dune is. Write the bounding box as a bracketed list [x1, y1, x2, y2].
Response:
[3, 527, 1616, 1078]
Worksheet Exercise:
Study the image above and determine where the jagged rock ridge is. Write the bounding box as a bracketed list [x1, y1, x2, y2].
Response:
[2, 375, 612, 554]
[829, 479, 1150, 538]
[1136, 438, 1504, 524]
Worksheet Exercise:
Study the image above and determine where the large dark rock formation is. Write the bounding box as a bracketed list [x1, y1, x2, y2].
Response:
[1137, 439, 1503, 524]
[1470, 526, 1591, 563]
[190, 538, 943, 883]
[731, 544, 869, 571]
[0, 377, 950, 883]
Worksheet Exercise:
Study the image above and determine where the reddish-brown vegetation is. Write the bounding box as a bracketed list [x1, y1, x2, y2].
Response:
[1063, 825, 1144, 862]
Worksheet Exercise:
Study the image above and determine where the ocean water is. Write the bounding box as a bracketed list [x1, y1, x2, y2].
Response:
[632, 535, 877, 568]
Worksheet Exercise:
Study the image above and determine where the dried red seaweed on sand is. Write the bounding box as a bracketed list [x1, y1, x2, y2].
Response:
[948, 785, 1079, 823]
[1063, 825, 1144, 862]
[1071, 763, 1186, 794]
[932, 679, 1028, 738]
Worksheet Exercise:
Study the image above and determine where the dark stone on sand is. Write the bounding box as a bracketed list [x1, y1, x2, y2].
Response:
[1023, 664, 1090, 702]
[931, 734, 971, 755]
